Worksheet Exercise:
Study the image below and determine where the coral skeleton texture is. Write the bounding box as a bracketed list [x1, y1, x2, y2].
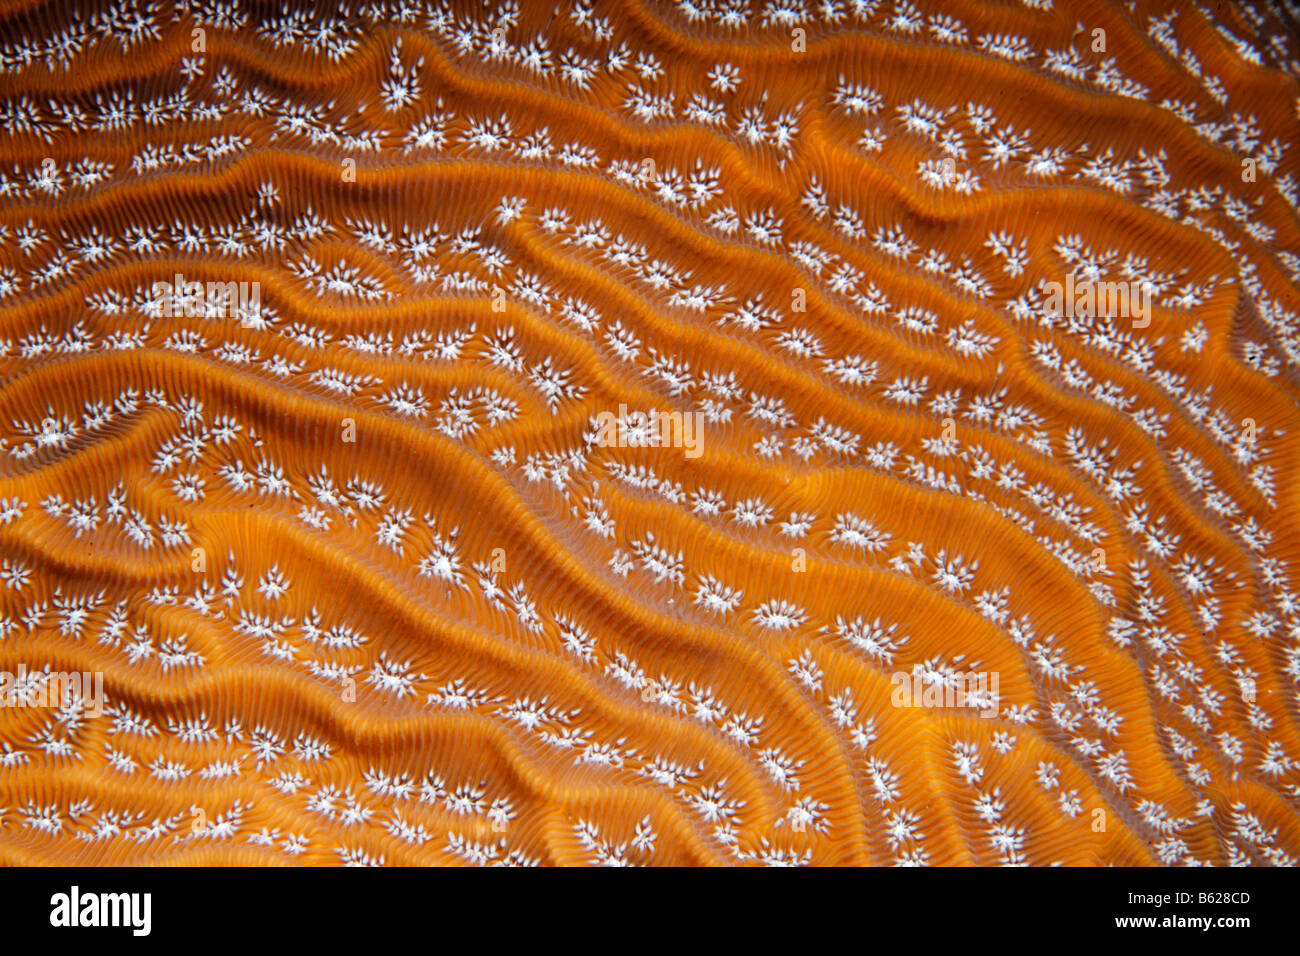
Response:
[0, 0, 1298, 866]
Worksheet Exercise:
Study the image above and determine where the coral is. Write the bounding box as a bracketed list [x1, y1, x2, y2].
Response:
[0, 0, 1299, 866]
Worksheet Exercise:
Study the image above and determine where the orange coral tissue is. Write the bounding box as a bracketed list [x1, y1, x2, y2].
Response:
[0, 0, 1299, 869]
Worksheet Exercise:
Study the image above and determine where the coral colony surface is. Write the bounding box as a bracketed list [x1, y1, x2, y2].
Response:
[0, 0, 1298, 869]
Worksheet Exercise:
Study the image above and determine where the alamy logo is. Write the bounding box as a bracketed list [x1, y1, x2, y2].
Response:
[0, 664, 103, 717]
[590, 404, 705, 459]
[1039, 273, 1154, 328]
[50, 886, 151, 936]
[151, 272, 262, 324]
[890, 667, 1000, 718]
